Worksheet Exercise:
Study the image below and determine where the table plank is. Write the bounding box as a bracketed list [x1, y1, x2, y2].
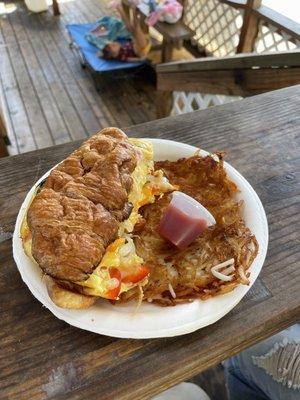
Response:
[0, 86, 299, 400]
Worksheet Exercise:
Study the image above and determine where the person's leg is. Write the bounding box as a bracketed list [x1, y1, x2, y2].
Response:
[224, 356, 270, 400]
[131, 6, 148, 52]
[116, 3, 149, 57]
[224, 324, 300, 400]
[116, 2, 134, 34]
[151, 382, 211, 400]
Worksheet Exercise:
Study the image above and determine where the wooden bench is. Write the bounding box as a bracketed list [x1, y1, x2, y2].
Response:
[122, 0, 194, 62]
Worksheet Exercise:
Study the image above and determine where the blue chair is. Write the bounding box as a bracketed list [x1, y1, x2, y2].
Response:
[67, 23, 148, 73]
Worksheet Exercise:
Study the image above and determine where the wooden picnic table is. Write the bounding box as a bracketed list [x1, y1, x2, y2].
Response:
[0, 86, 299, 399]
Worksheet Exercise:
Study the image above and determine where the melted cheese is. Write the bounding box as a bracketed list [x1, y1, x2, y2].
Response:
[21, 217, 33, 260]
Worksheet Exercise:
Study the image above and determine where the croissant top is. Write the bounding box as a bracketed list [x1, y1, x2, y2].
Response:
[27, 128, 140, 282]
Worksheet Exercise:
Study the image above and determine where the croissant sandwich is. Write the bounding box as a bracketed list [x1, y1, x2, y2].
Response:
[21, 128, 173, 308]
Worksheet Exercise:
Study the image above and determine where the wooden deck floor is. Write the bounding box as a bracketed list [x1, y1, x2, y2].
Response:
[0, 0, 157, 155]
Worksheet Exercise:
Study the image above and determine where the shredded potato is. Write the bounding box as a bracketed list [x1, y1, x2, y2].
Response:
[120, 153, 259, 306]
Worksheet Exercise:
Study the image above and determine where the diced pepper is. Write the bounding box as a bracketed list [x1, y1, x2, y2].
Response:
[122, 265, 150, 284]
[105, 267, 122, 299]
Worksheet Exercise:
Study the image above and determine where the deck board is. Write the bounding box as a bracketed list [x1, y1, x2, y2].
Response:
[44, 17, 116, 128]
[15, 9, 73, 145]
[0, 73, 18, 156]
[30, 39, 89, 140]
[0, 0, 156, 155]
[35, 14, 103, 137]
[8, 15, 57, 148]
[0, 25, 35, 153]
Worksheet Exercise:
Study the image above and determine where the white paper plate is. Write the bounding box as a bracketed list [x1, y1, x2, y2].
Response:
[13, 139, 268, 338]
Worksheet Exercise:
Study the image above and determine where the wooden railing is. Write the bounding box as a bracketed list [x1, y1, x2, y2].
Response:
[157, 50, 300, 117]
[183, 0, 299, 56]
[157, 0, 300, 117]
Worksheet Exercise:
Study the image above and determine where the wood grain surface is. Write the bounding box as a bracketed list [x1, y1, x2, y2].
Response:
[157, 68, 300, 96]
[156, 50, 300, 72]
[0, 86, 299, 400]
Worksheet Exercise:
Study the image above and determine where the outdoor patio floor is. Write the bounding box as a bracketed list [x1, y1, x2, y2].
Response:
[0, 0, 157, 155]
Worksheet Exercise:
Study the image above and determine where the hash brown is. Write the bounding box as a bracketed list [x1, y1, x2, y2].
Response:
[121, 153, 259, 306]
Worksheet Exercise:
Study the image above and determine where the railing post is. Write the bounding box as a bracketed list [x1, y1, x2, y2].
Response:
[237, 0, 261, 53]
[156, 90, 173, 119]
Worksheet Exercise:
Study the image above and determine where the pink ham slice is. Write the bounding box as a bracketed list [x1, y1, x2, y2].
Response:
[157, 191, 216, 249]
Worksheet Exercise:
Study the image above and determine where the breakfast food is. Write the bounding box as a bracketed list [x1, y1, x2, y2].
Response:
[21, 129, 258, 309]
[122, 152, 259, 305]
[21, 128, 173, 308]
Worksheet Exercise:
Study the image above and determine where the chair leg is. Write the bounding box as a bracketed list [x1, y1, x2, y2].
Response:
[0, 136, 8, 157]
[52, 0, 60, 16]
[162, 41, 174, 62]
[0, 109, 9, 157]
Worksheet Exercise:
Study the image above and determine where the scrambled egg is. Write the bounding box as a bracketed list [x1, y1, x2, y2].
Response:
[118, 138, 154, 235]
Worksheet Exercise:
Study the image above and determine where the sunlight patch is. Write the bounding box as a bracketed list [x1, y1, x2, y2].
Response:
[0, 2, 17, 15]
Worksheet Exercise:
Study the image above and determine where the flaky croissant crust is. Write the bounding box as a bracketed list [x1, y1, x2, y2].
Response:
[27, 128, 139, 282]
